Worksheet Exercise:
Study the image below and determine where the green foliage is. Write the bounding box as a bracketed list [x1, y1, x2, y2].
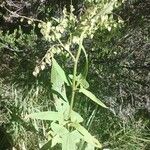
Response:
[28, 57, 103, 149]
[25, 1, 123, 149]
[79, 88, 107, 108]
[52, 58, 69, 86]
[0, 0, 150, 149]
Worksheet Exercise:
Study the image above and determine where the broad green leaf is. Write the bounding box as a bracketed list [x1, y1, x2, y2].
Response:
[80, 78, 89, 89]
[70, 130, 83, 143]
[62, 107, 83, 123]
[40, 140, 52, 150]
[79, 88, 107, 108]
[62, 132, 76, 150]
[55, 99, 69, 114]
[26, 111, 62, 121]
[69, 74, 89, 89]
[51, 135, 61, 147]
[51, 58, 68, 102]
[52, 58, 69, 85]
[71, 110, 84, 123]
[85, 143, 95, 150]
[51, 122, 69, 137]
[51, 63, 63, 91]
[71, 123, 102, 148]
[62, 130, 82, 150]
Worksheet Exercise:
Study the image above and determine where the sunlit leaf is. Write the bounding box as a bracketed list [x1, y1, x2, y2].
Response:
[26, 111, 62, 121]
[40, 140, 51, 150]
[62, 107, 83, 123]
[52, 58, 69, 85]
[85, 143, 95, 150]
[62, 132, 76, 150]
[71, 123, 102, 148]
[62, 130, 82, 150]
[80, 78, 89, 89]
[55, 99, 69, 114]
[79, 88, 107, 108]
[51, 122, 69, 137]
[71, 110, 84, 123]
[70, 130, 83, 143]
[51, 58, 68, 102]
[51, 135, 61, 147]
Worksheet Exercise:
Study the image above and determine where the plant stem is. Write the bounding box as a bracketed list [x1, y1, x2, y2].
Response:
[69, 45, 82, 118]
[69, 29, 87, 119]
[69, 38, 86, 119]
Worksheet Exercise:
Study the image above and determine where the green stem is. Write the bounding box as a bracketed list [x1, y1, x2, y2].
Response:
[68, 29, 87, 119]
[69, 43, 82, 118]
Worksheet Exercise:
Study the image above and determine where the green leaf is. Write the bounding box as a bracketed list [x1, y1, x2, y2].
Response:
[52, 58, 69, 85]
[51, 122, 69, 137]
[40, 140, 52, 150]
[26, 111, 62, 121]
[51, 135, 61, 147]
[62, 130, 82, 150]
[85, 143, 95, 150]
[55, 99, 69, 114]
[51, 58, 69, 102]
[62, 107, 84, 123]
[51, 59, 63, 91]
[70, 130, 83, 143]
[71, 110, 84, 123]
[62, 132, 76, 150]
[71, 123, 102, 148]
[79, 88, 107, 108]
[80, 78, 89, 89]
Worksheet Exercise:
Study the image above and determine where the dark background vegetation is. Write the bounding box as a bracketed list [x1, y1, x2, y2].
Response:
[0, 0, 150, 149]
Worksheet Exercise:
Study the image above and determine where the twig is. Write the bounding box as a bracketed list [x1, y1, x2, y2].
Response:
[3, 5, 44, 23]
